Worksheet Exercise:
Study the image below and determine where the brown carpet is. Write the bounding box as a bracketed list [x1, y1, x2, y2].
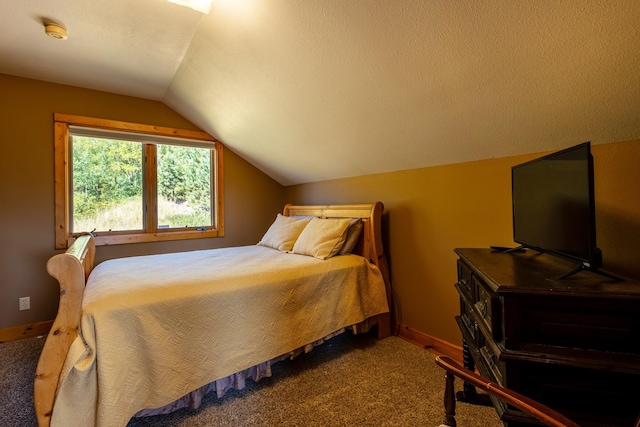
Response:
[0, 331, 501, 427]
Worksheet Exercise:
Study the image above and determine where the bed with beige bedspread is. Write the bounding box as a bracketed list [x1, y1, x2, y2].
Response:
[35, 203, 392, 427]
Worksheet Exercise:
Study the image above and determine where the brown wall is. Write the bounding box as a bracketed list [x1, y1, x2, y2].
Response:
[3, 73, 639, 348]
[285, 140, 640, 344]
[0, 74, 285, 329]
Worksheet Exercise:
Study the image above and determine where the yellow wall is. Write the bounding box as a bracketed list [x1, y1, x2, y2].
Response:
[0, 74, 285, 330]
[3, 73, 639, 347]
[285, 140, 640, 344]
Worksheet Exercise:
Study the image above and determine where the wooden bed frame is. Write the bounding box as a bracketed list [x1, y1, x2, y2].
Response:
[34, 202, 392, 427]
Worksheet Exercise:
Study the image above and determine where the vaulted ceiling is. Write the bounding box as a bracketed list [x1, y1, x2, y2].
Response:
[2, 0, 639, 185]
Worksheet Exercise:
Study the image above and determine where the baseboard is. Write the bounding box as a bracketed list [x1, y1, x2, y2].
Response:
[395, 323, 463, 363]
[0, 320, 53, 343]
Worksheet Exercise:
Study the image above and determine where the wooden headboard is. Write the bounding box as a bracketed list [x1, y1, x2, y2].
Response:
[283, 202, 384, 265]
[283, 202, 392, 336]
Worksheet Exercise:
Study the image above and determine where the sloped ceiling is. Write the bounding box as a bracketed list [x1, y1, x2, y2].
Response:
[2, 0, 639, 185]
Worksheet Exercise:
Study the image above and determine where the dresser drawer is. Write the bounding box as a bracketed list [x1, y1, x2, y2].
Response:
[472, 276, 502, 342]
[456, 259, 473, 302]
[457, 300, 477, 343]
[478, 333, 503, 384]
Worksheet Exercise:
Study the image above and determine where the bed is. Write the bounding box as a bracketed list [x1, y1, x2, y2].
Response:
[34, 202, 392, 427]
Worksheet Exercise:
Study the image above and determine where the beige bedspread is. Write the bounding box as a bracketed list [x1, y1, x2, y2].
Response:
[51, 245, 389, 427]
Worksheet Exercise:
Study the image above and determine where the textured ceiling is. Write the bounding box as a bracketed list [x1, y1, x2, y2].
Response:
[0, 0, 202, 99]
[2, 0, 640, 185]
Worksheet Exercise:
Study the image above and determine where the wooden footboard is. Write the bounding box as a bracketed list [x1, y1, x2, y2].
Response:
[35, 234, 95, 427]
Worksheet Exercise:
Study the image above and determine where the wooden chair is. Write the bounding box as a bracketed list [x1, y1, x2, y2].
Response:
[434, 355, 580, 427]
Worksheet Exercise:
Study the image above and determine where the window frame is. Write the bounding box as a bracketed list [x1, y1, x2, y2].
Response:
[54, 113, 224, 249]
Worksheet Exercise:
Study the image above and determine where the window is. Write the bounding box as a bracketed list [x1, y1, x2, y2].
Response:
[54, 113, 224, 248]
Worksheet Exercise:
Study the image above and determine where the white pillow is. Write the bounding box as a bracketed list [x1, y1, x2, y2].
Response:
[257, 214, 311, 251]
[291, 217, 352, 260]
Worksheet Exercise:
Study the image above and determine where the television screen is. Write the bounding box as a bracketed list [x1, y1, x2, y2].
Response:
[511, 141, 601, 270]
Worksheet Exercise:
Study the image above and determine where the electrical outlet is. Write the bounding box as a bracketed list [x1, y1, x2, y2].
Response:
[19, 296, 30, 311]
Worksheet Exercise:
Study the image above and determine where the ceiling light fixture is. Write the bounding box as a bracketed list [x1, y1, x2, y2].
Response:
[167, 0, 212, 14]
[44, 22, 68, 40]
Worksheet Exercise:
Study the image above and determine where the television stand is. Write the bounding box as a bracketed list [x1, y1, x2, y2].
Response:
[454, 248, 640, 427]
[558, 264, 623, 281]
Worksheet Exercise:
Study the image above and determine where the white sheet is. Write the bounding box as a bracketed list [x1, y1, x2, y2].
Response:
[51, 245, 389, 427]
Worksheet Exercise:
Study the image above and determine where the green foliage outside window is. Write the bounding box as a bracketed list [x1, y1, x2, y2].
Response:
[72, 136, 212, 232]
[157, 144, 210, 208]
[157, 144, 212, 228]
[72, 137, 143, 230]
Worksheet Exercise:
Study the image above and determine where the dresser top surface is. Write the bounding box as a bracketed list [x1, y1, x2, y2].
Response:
[455, 248, 640, 297]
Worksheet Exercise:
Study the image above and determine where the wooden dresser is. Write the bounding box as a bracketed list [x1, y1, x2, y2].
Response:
[454, 248, 640, 427]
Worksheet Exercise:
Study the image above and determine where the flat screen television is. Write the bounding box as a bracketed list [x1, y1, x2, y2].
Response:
[510, 141, 607, 278]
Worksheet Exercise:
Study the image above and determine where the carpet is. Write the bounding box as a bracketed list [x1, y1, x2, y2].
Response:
[0, 331, 501, 427]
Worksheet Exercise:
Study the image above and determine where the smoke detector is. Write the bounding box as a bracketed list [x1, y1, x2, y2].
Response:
[44, 23, 68, 40]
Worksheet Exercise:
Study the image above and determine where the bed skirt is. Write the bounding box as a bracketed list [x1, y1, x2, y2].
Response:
[134, 318, 378, 418]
